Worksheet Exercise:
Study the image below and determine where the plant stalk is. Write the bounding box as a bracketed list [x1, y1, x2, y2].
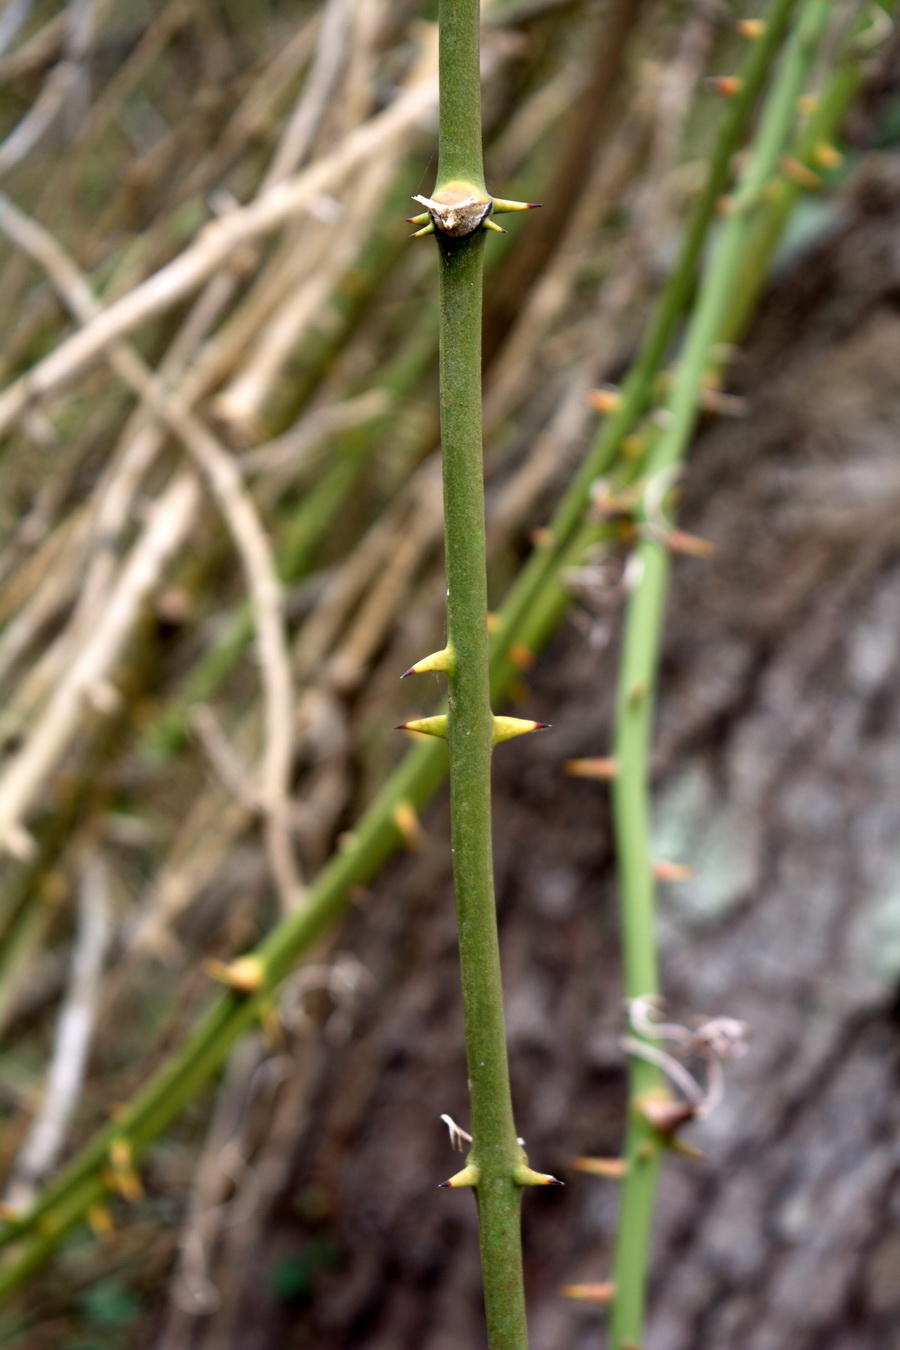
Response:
[608, 2, 834, 1345]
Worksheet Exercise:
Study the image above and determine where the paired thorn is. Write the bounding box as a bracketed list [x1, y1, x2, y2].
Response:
[515, 1164, 564, 1187]
[406, 211, 431, 226]
[565, 757, 617, 781]
[570, 1156, 627, 1179]
[439, 1163, 480, 1189]
[483, 219, 507, 234]
[560, 1282, 615, 1304]
[409, 222, 435, 238]
[203, 955, 266, 994]
[400, 647, 453, 679]
[396, 715, 550, 746]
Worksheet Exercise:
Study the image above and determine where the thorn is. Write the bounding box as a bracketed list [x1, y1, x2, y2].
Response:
[508, 642, 535, 671]
[483, 218, 507, 233]
[491, 198, 542, 214]
[560, 1282, 615, 1304]
[637, 1095, 697, 1136]
[707, 75, 741, 98]
[406, 211, 431, 225]
[486, 611, 499, 633]
[652, 859, 694, 882]
[439, 1163, 480, 1188]
[697, 387, 747, 417]
[669, 1135, 706, 1163]
[515, 1164, 564, 1186]
[396, 715, 448, 740]
[87, 1203, 115, 1238]
[409, 222, 435, 238]
[780, 156, 823, 192]
[260, 1000, 285, 1051]
[530, 526, 553, 548]
[737, 17, 764, 37]
[203, 955, 267, 994]
[393, 800, 426, 850]
[661, 529, 716, 560]
[812, 141, 843, 171]
[564, 757, 617, 781]
[492, 716, 550, 745]
[588, 385, 621, 414]
[570, 1156, 627, 1179]
[401, 647, 453, 679]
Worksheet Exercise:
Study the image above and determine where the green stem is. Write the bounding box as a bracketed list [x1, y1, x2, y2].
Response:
[435, 1, 527, 1344]
[608, 2, 833, 1345]
[437, 0, 486, 193]
[439, 227, 527, 1349]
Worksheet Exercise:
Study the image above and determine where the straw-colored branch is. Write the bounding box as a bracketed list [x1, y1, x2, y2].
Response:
[0, 192, 302, 911]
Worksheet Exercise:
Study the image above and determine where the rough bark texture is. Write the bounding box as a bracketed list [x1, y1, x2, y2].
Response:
[150, 157, 900, 1350]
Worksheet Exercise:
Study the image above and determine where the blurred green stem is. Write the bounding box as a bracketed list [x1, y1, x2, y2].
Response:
[608, 1, 833, 1345]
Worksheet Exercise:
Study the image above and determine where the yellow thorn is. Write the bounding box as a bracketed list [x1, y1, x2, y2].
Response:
[560, 1282, 615, 1303]
[260, 1000, 285, 1051]
[780, 156, 823, 191]
[708, 75, 742, 98]
[588, 386, 621, 414]
[564, 757, 617, 781]
[669, 1135, 706, 1162]
[515, 1164, 564, 1187]
[396, 715, 448, 740]
[109, 1138, 132, 1173]
[203, 955, 266, 994]
[409, 222, 435, 238]
[491, 198, 542, 214]
[812, 140, 843, 171]
[439, 1163, 480, 1188]
[508, 642, 535, 672]
[406, 211, 431, 225]
[401, 647, 453, 679]
[393, 800, 426, 850]
[652, 859, 694, 882]
[483, 218, 507, 234]
[492, 716, 551, 745]
[570, 1156, 628, 1179]
[486, 611, 499, 633]
[88, 1203, 115, 1238]
[737, 17, 764, 37]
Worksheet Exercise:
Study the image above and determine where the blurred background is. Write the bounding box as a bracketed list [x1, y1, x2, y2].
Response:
[0, 0, 899, 1346]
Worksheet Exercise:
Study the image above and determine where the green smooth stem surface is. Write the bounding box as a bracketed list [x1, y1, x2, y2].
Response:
[437, 0, 486, 192]
[439, 228, 527, 1350]
[609, 2, 832, 1345]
